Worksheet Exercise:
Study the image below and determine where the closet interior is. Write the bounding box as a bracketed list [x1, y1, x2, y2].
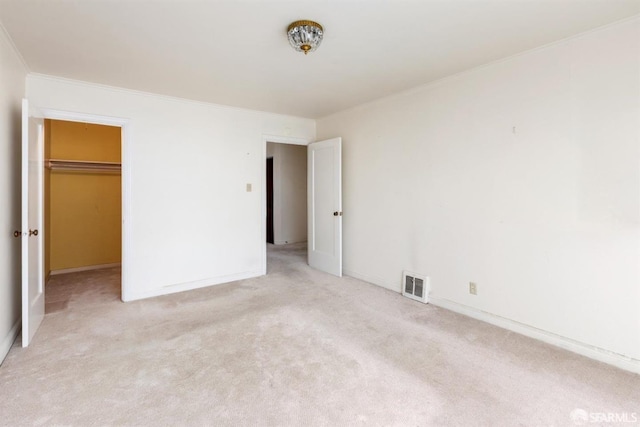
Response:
[44, 119, 122, 286]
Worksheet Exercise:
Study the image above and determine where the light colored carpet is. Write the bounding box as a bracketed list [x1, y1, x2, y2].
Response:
[1, 243, 638, 426]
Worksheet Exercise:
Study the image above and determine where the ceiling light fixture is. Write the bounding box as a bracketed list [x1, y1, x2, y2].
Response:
[287, 20, 323, 55]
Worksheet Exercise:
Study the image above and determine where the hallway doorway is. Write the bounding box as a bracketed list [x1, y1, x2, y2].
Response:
[265, 141, 307, 272]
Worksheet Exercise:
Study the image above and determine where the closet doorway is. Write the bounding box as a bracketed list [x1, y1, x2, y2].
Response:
[44, 119, 122, 310]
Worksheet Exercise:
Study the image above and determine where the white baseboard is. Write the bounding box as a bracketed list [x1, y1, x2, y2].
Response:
[429, 296, 640, 375]
[50, 263, 121, 276]
[122, 269, 263, 302]
[344, 269, 640, 374]
[0, 318, 21, 365]
[344, 269, 399, 292]
[274, 240, 307, 245]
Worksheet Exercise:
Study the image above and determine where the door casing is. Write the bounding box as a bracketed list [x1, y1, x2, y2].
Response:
[38, 108, 132, 301]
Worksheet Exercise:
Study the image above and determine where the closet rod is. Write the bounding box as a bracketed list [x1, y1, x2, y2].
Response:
[45, 159, 121, 172]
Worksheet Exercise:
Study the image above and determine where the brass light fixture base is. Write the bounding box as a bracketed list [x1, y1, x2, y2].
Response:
[287, 20, 323, 33]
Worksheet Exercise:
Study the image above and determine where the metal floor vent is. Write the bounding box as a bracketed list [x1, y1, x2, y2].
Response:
[402, 271, 429, 303]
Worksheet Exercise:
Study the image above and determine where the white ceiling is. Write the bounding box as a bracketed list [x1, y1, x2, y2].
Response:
[1, 0, 638, 118]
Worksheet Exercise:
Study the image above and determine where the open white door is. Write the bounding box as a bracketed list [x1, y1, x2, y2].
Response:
[308, 137, 342, 276]
[21, 99, 45, 347]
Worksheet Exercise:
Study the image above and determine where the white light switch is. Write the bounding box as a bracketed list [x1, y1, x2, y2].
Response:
[246, 183, 252, 192]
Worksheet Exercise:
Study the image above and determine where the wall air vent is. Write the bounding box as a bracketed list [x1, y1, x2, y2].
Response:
[402, 271, 429, 303]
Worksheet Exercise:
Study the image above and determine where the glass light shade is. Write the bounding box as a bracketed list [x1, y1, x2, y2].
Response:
[287, 20, 323, 55]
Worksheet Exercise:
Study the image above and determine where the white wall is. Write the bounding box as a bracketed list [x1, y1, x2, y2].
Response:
[0, 27, 27, 363]
[317, 18, 640, 362]
[27, 75, 315, 301]
[267, 142, 307, 245]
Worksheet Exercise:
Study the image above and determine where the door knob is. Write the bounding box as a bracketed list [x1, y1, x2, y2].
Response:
[29, 229, 38, 236]
[13, 230, 21, 238]
[333, 211, 343, 216]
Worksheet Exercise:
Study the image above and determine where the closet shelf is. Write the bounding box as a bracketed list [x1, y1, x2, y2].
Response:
[45, 159, 121, 173]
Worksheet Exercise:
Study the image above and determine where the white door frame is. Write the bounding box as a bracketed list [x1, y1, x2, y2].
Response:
[261, 134, 310, 275]
[39, 108, 132, 301]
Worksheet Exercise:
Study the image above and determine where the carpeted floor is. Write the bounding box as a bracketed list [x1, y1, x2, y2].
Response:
[1, 243, 638, 426]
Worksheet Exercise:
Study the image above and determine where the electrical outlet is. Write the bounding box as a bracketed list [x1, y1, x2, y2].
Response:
[469, 282, 477, 295]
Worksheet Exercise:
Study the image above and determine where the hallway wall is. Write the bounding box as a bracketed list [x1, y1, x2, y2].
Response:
[267, 142, 307, 245]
